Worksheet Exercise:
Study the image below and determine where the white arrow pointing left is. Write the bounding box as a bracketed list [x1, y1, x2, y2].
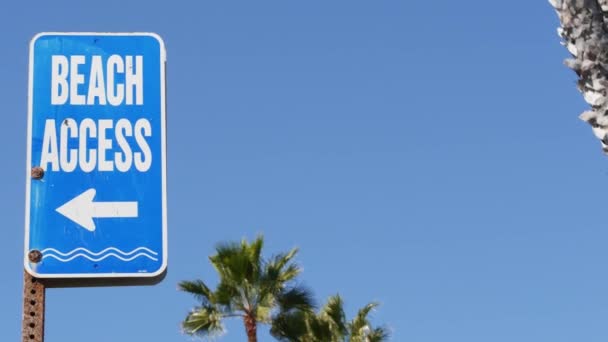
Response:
[56, 188, 138, 232]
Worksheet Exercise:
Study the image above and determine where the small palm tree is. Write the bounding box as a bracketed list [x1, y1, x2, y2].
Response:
[348, 301, 390, 342]
[271, 294, 389, 342]
[179, 236, 314, 342]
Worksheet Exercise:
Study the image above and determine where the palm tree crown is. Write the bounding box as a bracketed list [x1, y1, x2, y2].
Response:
[271, 294, 389, 342]
[179, 236, 314, 342]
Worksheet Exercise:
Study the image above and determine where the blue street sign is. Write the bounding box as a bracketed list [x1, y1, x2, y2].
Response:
[24, 33, 167, 279]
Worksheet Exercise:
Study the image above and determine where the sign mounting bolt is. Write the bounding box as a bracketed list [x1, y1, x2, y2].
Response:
[31, 167, 44, 180]
[28, 250, 42, 263]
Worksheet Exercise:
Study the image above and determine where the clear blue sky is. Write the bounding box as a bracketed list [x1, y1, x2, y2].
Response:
[1, 1, 607, 341]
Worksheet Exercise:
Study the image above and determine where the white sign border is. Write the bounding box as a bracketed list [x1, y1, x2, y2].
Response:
[24, 32, 168, 279]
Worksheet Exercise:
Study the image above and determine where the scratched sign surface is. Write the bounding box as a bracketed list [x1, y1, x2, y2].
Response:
[24, 33, 167, 279]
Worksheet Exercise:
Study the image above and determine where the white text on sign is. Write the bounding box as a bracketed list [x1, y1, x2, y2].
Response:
[40, 54, 152, 173]
[51, 55, 143, 106]
[40, 119, 152, 173]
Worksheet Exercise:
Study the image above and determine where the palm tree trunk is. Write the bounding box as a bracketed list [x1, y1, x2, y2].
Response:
[550, 0, 608, 153]
[244, 315, 257, 342]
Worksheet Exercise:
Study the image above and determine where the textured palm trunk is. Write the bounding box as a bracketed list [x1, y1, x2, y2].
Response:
[244, 315, 257, 342]
[550, 0, 608, 153]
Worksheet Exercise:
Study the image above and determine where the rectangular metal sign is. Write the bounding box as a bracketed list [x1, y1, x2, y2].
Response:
[24, 32, 167, 279]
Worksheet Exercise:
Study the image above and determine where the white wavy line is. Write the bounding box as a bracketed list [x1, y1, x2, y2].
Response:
[42, 252, 159, 263]
[41, 246, 158, 257]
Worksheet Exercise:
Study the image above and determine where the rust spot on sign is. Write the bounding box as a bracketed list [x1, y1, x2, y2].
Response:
[31, 167, 44, 180]
[28, 250, 42, 263]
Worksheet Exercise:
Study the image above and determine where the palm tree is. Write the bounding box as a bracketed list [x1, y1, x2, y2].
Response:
[179, 236, 314, 342]
[348, 301, 390, 342]
[271, 294, 389, 342]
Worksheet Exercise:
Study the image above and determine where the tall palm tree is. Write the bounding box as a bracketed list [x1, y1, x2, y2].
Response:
[179, 236, 314, 342]
[271, 294, 389, 342]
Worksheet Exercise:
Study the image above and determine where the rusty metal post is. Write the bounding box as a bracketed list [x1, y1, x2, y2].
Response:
[22, 270, 45, 342]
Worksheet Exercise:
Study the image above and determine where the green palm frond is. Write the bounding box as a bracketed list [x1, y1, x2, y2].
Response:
[321, 295, 347, 337]
[263, 248, 301, 290]
[366, 326, 390, 342]
[307, 314, 337, 342]
[270, 310, 310, 341]
[349, 302, 379, 337]
[182, 306, 225, 337]
[256, 305, 272, 323]
[278, 263, 302, 283]
[246, 235, 264, 269]
[178, 280, 213, 306]
[211, 248, 248, 284]
[277, 286, 316, 313]
[214, 281, 239, 310]
[269, 248, 298, 272]
[211, 236, 264, 286]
